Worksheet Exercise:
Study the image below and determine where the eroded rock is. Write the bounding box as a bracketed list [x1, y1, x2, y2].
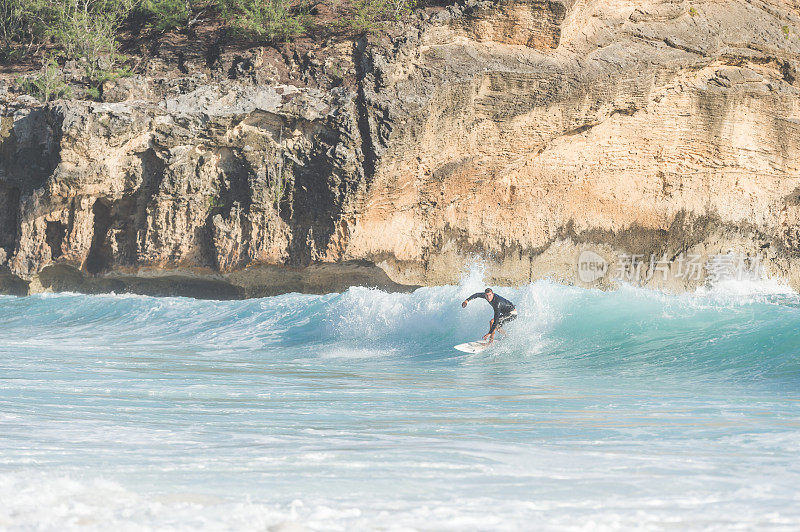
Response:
[2, 0, 800, 297]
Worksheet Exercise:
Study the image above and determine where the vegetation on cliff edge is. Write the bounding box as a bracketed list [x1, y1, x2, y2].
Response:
[1, 0, 418, 101]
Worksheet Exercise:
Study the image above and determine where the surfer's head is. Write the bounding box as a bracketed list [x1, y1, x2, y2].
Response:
[484, 288, 493, 301]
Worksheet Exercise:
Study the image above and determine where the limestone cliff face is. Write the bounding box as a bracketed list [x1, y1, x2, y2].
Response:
[2, 0, 800, 297]
[0, 83, 371, 297]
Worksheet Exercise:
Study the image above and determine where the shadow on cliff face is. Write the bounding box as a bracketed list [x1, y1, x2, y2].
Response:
[203, 146, 257, 271]
[0, 270, 28, 296]
[0, 183, 20, 256]
[33, 264, 86, 293]
[31, 263, 243, 299]
[215, 147, 255, 218]
[23, 261, 415, 300]
[45, 221, 66, 260]
[0, 109, 62, 193]
[85, 199, 113, 274]
[0, 109, 59, 275]
[104, 149, 167, 267]
[286, 127, 361, 265]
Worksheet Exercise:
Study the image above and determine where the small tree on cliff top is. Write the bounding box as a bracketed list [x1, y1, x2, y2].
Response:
[17, 56, 72, 102]
[220, 0, 311, 41]
[338, 0, 417, 34]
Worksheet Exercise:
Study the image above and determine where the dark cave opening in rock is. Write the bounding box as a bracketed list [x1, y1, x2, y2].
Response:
[45, 221, 66, 260]
[85, 199, 113, 274]
[0, 184, 21, 251]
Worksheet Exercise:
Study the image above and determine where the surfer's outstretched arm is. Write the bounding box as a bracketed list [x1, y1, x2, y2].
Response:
[462, 293, 485, 307]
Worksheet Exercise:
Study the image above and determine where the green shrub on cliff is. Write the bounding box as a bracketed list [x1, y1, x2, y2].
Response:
[137, 0, 193, 32]
[1, 0, 133, 63]
[386, 0, 416, 21]
[337, 0, 416, 34]
[0, 0, 49, 59]
[206, 195, 224, 209]
[3, 0, 425, 85]
[44, 0, 138, 95]
[84, 63, 133, 99]
[50, 0, 132, 66]
[0, 0, 27, 57]
[17, 56, 72, 102]
[219, 0, 311, 41]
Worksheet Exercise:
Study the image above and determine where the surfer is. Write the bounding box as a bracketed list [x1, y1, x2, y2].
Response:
[461, 288, 517, 344]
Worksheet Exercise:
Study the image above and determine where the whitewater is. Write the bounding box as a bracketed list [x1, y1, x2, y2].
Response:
[2, 267, 800, 530]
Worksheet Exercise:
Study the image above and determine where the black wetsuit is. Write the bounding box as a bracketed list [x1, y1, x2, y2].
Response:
[466, 292, 517, 334]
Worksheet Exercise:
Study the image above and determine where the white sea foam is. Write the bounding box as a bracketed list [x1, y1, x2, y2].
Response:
[2, 468, 799, 531]
[696, 276, 797, 299]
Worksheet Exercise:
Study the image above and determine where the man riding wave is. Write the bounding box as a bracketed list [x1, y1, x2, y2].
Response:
[462, 288, 517, 344]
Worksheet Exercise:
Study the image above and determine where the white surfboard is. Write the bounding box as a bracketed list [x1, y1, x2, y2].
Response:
[454, 341, 491, 353]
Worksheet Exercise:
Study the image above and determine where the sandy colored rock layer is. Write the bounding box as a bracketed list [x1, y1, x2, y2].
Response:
[2, 0, 800, 298]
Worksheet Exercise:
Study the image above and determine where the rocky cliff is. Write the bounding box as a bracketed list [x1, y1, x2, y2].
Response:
[3, 0, 800, 297]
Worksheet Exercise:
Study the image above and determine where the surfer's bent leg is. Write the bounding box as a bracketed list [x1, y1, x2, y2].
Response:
[496, 310, 517, 335]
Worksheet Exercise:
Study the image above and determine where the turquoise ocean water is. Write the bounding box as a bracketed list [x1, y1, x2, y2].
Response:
[1, 268, 800, 530]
